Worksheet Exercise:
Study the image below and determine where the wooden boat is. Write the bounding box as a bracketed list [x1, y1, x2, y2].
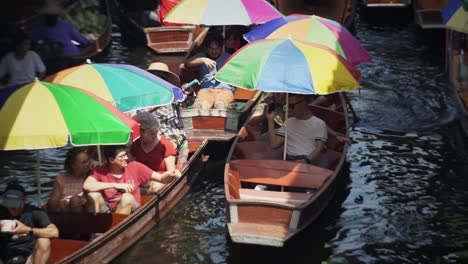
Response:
[413, 0, 451, 29]
[46, 140, 208, 263]
[224, 93, 349, 247]
[271, 0, 356, 28]
[363, 0, 412, 7]
[109, 0, 203, 54]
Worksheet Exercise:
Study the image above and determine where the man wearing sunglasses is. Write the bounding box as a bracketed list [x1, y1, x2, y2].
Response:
[266, 94, 327, 165]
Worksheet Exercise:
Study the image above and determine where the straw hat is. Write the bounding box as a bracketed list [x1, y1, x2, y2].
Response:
[37, 0, 65, 15]
[147, 62, 180, 86]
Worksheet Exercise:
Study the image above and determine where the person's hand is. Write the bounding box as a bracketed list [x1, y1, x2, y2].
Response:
[265, 105, 275, 122]
[336, 135, 351, 143]
[181, 83, 194, 95]
[202, 58, 217, 70]
[12, 220, 29, 235]
[113, 183, 134, 193]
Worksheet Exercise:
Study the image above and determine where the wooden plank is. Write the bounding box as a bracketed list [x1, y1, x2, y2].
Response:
[192, 116, 226, 130]
[239, 188, 312, 206]
[49, 239, 88, 264]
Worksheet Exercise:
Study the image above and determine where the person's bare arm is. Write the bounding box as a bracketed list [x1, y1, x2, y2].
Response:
[13, 222, 59, 239]
[47, 176, 63, 212]
[266, 106, 285, 149]
[164, 155, 176, 171]
[83, 176, 133, 193]
[185, 57, 216, 70]
[327, 126, 351, 143]
[305, 140, 325, 162]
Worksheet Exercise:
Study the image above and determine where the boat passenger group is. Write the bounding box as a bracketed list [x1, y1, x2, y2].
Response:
[0, 3, 351, 264]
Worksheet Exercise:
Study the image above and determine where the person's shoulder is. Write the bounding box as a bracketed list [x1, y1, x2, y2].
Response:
[310, 115, 326, 125]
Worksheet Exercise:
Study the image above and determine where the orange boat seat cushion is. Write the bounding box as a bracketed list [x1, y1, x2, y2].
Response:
[239, 188, 312, 206]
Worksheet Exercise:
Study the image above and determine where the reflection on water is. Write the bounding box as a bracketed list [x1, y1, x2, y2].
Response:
[1, 8, 467, 264]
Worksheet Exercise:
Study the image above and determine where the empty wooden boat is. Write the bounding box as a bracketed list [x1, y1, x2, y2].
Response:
[363, 0, 412, 7]
[47, 140, 207, 263]
[413, 0, 451, 29]
[271, 0, 356, 28]
[224, 93, 349, 247]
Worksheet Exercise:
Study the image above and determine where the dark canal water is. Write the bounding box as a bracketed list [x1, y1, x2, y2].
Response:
[1, 6, 467, 264]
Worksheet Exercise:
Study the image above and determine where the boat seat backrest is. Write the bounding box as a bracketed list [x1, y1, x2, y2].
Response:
[231, 159, 333, 189]
[239, 188, 312, 206]
[49, 212, 127, 235]
[233, 141, 283, 160]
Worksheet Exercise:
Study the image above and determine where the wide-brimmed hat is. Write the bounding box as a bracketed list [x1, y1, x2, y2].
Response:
[147, 62, 181, 86]
[37, 0, 66, 15]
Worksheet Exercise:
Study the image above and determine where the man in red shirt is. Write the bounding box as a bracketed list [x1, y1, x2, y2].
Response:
[83, 145, 179, 214]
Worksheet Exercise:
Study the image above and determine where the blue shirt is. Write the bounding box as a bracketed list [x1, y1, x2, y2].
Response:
[193, 52, 233, 91]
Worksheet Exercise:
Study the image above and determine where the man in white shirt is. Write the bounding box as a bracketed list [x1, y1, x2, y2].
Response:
[266, 94, 328, 164]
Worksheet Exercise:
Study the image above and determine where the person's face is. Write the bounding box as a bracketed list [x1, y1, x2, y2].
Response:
[139, 123, 158, 143]
[71, 152, 90, 177]
[17, 39, 31, 53]
[111, 149, 128, 168]
[287, 96, 306, 115]
[206, 41, 222, 60]
[225, 34, 236, 49]
[6, 191, 25, 217]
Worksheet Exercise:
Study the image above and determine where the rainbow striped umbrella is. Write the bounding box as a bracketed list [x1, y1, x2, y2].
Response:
[244, 15, 372, 66]
[0, 81, 139, 150]
[442, 0, 468, 33]
[163, 0, 283, 25]
[45, 63, 181, 116]
[215, 39, 360, 94]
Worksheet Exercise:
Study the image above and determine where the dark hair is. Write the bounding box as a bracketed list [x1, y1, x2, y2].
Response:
[4, 182, 26, 196]
[203, 31, 224, 48]
[103, 145, 127, 161]
[45, 14, 59, 27]
[64, 147, 88, 173]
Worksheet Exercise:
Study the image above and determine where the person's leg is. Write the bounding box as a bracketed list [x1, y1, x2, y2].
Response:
[115, 193, 137, 215]
[214, 89, 234, 109]
[193, 89, 215, 109]
[31, 238, 51, 264]
[86, 192, 106, 213]
[68, 195, 87, 213]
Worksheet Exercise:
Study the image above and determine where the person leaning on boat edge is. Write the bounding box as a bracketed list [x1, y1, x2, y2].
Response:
[129, 112, 181, 192]
[82, 145, 179, 215]
[184, 31, 235, 109]
[266, 94, 328, 165]
[0, 182, 59, 264]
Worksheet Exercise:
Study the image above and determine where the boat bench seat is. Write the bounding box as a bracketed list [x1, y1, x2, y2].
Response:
[49, 212, 127, 235]
[49, 238, 88, 263]
[239, 188, 312, 206]
[232, 159, 334, 190]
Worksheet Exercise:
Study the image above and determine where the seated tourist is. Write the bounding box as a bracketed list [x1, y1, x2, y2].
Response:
[184, 31, 234, 109]
[83, 145, 179, 215]
[48, 147, 95, 213]
[131, 112, 181, 179]
[0, 183, 59, 264]
[266, 94, 328, 165]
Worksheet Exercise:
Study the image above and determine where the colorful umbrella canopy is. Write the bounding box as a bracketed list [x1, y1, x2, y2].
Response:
[244, 15, 372, 66]
[215, 39, 360, 94]
[45, 63, 182, 116]
[442, 0, 468, 33]
[0, 81, 139, 150]
[163, 0, 283, 25]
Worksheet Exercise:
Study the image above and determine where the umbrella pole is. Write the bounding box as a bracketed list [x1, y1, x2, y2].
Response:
[97, 145, 102, 164]
[283, 93, 289, 161]
[35, 151, 42, 206]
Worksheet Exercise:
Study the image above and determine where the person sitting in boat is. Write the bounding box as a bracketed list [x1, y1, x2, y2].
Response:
[47, 147, 96, 213]
[266, 94, 328, 165]
[0, 182, 59, 264]
[146, 62, 187, 152]
[30, 0, 92, 56]
[0, 31, 46, 86]
[82, 145, 179, 215]
[450, 39, 468, 92]
[184, 31, 235, 109]
[130, 112, 181, 182]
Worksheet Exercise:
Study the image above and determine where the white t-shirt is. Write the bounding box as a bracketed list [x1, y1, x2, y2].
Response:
[0, 51, 46, 85]
[277, 116, 327, 156]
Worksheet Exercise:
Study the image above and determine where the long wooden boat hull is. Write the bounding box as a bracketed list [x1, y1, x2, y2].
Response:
[48, 140, 208, 263]
[224, 93, 349, 247]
